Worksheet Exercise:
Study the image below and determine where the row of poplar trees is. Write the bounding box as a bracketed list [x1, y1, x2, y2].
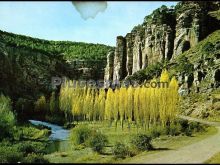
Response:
[59, 70, 179, 130]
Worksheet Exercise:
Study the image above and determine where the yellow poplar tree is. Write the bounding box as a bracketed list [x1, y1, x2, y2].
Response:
[168, 76, 179, 124]
[96, 89, 105, 121]
[127, 86, 133, 127]
[105, 88, 113, 124]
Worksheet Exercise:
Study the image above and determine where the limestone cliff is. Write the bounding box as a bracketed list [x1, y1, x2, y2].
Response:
[104, 1, 220, 88]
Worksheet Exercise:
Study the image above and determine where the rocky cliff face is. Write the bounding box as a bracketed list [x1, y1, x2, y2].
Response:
[104, 1, 220, 88]
[173, 2, 219, 57]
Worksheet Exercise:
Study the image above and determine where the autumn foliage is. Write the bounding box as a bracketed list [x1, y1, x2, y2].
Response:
[59, 69, 179, 130]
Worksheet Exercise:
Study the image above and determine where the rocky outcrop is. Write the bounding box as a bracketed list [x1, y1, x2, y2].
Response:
[104, 1, 220, 89]
[173, 2, 220, 57]
[144, 24, 175, 65]
[171, 29, 220, 94]
[125, 33, 134, 76]
[112, 36, 127, 82]
[104, 51, 114, 86]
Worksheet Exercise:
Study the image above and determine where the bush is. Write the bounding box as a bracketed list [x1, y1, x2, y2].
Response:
[23, 153, 49, 163]
[177, 119, 206, 136]
[87, 131, 108, 153]
[203, 42, 215, 52]
[0, 145, 22, 163]
[0, 94, 15, 139]
[70, 125, 92, 146]
[17, 141, 47, 155]
[112, 142, 129, 159]
[126, 62, 163, 83]
[149, 125, 165, 138]
[188, 121, 206, 133]
[131, 134, 153, 151]
[165, 123, 181, 136]
[18, 125, 50, 140]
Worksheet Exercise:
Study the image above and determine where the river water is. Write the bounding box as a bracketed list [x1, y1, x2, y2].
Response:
[29, 120, 70, 141]
[29, 120, 71, 152]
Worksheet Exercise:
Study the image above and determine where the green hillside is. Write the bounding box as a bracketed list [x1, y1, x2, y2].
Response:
[0, 30, 113, 61]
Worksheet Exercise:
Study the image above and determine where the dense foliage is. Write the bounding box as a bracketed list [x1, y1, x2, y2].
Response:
[0, 94, 15, 139]
[87, 131, 108, 153]
[112, 142, 130, 158]
[125, 62, 163, 83]
[143, 5, 176, 27]
[0, 30, 113, 61]
[175, 55, 194, 74]
[0, 95, 50, 163]
[70, 125, 92, 146]
[0, 140, 49, 163]
[130, 134, 153, 151]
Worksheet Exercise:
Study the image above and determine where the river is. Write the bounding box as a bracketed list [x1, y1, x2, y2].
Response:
[29, 120, 70, 141]
[29, 120, 71, 152]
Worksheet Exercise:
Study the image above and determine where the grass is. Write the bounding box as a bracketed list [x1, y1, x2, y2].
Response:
[206, 152, 220, 164]
[0, 123, 50, 163]
[44, 121, 217, 163]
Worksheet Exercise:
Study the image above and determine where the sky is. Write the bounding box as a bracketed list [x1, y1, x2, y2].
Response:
[0, 1, 177, 46]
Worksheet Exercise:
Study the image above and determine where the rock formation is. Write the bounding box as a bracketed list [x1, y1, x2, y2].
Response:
[104, 1, 220, 89]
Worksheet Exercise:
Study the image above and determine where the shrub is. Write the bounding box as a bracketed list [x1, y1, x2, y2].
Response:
[17, 141, 47, 155]
[165, 123, 181, 136]
[112, 142, 129, 159]
[12, 127, 23, 141]
[0, 94, 15, 139]
[126, 62, 162, 83]
[0, 145, 22, 163]
[70, 125, 92, 146]
[23, 153, 49, 163]
[149, 125, 165, 138]
[87, 131, 108, 153]
[188, 121, 206, 133]
[131, 134, 153, 151]
[176, 55, 194, 74]
[203, 42, 215, 52]
[19, 125, 50, 140]
[176, 119, 191, 136]
[178, 119, 189, 131]
[176, 119, 206, 136]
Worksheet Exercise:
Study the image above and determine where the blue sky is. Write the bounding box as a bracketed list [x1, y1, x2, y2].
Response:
[0, 1, 177, 46]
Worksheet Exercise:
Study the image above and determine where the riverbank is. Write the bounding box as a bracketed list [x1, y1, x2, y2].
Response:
[29, 120, 70, 141]
[0, 121, 51, 163]
[43, 120, 217, 163]
[1, 116, 218, 163]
